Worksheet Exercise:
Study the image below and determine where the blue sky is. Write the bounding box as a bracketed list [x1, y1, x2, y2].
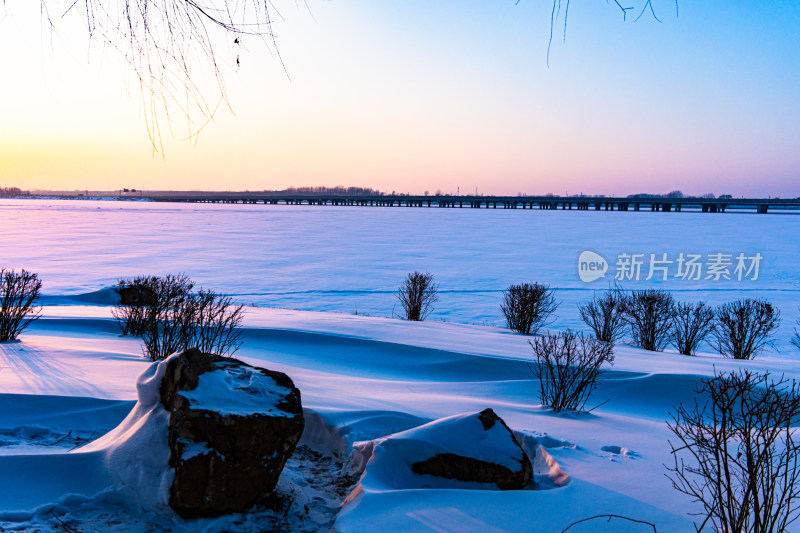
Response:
[1, 1, 798, 196]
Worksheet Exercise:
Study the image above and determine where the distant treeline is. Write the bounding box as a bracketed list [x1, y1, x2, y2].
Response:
[124, 186, 390, 198]
[7, 186, 750, 200]
[279, 186, 384, 197]
[626, 190, 732, 200]
[0, 187, 24, 198]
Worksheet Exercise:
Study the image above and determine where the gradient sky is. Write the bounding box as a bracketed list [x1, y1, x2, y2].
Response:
[1, 1, 799, 196]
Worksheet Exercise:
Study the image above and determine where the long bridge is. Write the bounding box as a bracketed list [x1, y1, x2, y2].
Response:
[143, 194, 800, 214]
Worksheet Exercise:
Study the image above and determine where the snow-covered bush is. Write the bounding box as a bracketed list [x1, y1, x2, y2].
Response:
[670, 301, 715, 356]
[713, 298, 780, 360]
[397, 271, 438, 321]
[620, 289, 675, 352]
[0, 269, 42, 342]
[501, 282, 558, 336]
[667, 370, 800, 533]
[528, 330, 614, 412]
[577, 289, 625, 343]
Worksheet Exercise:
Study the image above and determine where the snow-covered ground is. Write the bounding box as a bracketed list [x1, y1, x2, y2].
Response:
[2, 199, 798, 350]
[1, 306, 799, 532]
[1, 200, 799, 531]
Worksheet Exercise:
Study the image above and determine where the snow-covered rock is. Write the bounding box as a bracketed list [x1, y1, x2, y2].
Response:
[115, 284, 157, 307]
[358, 408, 532, 491]
[160, 349, 305, 517]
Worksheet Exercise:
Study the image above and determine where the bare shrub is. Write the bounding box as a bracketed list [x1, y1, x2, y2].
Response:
[124, 275, 244, 360]
[792, 312, 800, 351]
[620, 289, 675, 351]
[397, 272, 438, 321]
[141, 304, 190, 361]
[185, 290, 245, 356]
[713, 299, 780, 360]
[501, 282, 559, 335]
[667, 370, 800, 533]
[670, 301, 715, 356]
[578, 289, 625, 343]
[140, 275, 196, 361]
[0, 269, 43, 342]
[528, 330, 614, 412]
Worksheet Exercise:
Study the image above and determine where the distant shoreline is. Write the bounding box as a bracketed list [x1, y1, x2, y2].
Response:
[4, 193, 800, 214]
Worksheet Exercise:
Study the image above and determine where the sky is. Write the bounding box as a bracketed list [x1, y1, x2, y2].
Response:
[0, 1, 799, 196]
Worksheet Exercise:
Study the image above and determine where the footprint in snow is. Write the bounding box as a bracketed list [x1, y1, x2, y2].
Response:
[600, 445, 639, 459]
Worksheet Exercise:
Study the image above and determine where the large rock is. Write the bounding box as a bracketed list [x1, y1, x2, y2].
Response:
[160, 349, 304, 518]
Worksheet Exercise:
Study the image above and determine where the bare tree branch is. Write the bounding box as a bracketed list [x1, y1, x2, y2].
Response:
[667, 370, 800, 532]
[46, 0, 286, 152]
[561, 514, 657, 532]
[544, 0, 675, 66]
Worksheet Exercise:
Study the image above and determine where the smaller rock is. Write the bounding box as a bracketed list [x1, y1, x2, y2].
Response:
[411, 409, 531, 490]
[360, 408, 532, 491]
[116, 284, 158, 307]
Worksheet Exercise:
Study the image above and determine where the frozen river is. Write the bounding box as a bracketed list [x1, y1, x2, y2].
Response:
[2, 199, 799, 352]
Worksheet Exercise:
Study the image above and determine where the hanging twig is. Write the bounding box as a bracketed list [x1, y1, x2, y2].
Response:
[561, 514, 657, 532]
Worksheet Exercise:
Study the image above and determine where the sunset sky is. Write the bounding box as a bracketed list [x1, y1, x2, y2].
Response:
[1, 1, 799, 196]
